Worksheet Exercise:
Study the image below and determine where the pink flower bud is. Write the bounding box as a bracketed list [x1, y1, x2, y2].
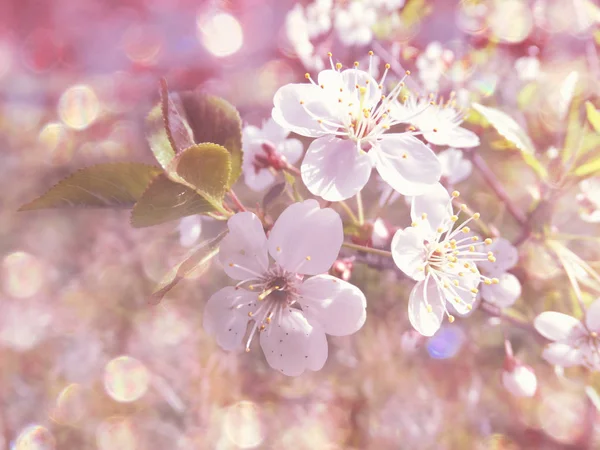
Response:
[331, 257, 354, 281]
[502, 364, 537, 397]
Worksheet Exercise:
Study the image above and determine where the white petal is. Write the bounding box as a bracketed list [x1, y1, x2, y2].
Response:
[481, 273, 521, 308]
[340, 68, 380, 110]
[410, 183, 452, 232]
[260, 117, 289, 143]
[203, 287, 257, 351]
[438, 267, 480, 315]
[391, 226, 427, 281]
[502, 366, 537, 397]
[408, 279, 445, 337]
[542, 342, 583, 367]
[423, 126, 480, 148]
[585, 298, 600, 331]
[219, 212, 269, 280]
[478, 237, 519, 275]
[277, 138, 304, 165]
[242, 125, 262, 142]
[268, 199, 343, 275]
[301, 135, 372, 201]
[243, 167, 276, 192]
[372, 134, 441, 196]
[272, 83, 339, 137]
[297, 275, 367, 336]
[259, 308, 328, 376]
[534, 311, 581, 342]
[438, 148, 473, 185]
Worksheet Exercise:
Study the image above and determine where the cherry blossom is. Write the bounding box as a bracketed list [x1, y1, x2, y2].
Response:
[334, 2, 377, 46]
[272, 53, 441, 201]
[285, 4, 325, 71]
[437, 148, 472, 185]
[576, 177, 600, 223]
[534, 298, 600, 371]
[392, 94, 480, 149]
[391, 184, 498, 336]
[502, 340, 537, 397]
[477, 238, 521, 308]
[415, 42, 454, 93]
[203, 200, 367, 376]
[242, 118, 303, 191]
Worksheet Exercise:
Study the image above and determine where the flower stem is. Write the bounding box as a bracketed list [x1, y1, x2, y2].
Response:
[343, 242, 393, 258]
[228, 189, 246, 212]
[356, 192, 365, 225]
[338, 201, 359, 224]
[283, 164, 301, 177]
[470, 152, 528, 226]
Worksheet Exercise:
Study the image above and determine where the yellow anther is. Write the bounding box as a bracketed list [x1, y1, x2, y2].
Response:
[448, 315, 455, 323]
[327, 51, 333, 57]
[443, 283, 449, 289]
[437, 227, 444, 233]
[411, 222, 418, 227]
[299, 100, 305, 105]
[320, 84, 324, 89]
[385, 63, 391, 69]
[259, 324, 266, 331]
[421, 213, 427, 220]
[487, 251, 494, 256]
[492, 278, 499, 284]
[473, 213, 480, 220]
[354, 61, 359, 67]
[451, 215, 458, 222]
[229, 263, 234, 267]
[484, 238, 493, 245]
[368, 50, 374, 56]
[462, 227, 470, 233]
[448, 263, 455, 269]
[470, 288, 479, 294]
[467, 304, 473, 310]
[405, 70, 411, 75]
[464, 263, 470, 268]
[461, 204, 468, 211]
[453, 280, 459, 286]
[484, 279, 492, 285]
[452, 191, 460, 198]
[248, 312, 253, 317]
[245, 348, 250, 353]
[426, 304, 433, 313]
[470, 268, 477, 273]
[468, 245, 475, 252]
[472, 236, 480, 242]
[432, 128, 438, 132]
[335, 62, 342, 70]
[592, 331, 598, 338]
[276, 246, 281, 252]
[266, 317, 272, 324]
[488, 256, 496, 262]
[306, 256, 311, 261]
[338, 98, 343, 103]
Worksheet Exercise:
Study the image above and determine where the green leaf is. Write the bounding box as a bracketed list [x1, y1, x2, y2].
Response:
[574, 157, 600, 177]
[172, 143, 232, 209]
[19, 163, 162, 211]
[150, 230, 227, 304]
[178, 91, 242, 186]
[145, 79, 195, 170]
[586, 101, 600, 134]
[130, 174, 214, 228]
[472, 103, 548, 179]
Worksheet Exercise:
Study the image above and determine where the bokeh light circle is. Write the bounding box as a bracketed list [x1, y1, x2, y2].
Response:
[223, 401, 264, 448]
[2, 251, 45, 299]
[58, 85, 100, 130]
[199, 13, 243, 57]
[426, 325, 466, 359]
[96, 417, 137, 450]
[104, 356, 150, 403]
[52, 384, 87, 425]
[488, 0, 533, 43]
[15, 425, 56, 450]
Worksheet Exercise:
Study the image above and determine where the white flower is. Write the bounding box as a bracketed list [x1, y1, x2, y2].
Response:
[415, 42, 454, 93]
[392, 95, 480, 149]
[242, 118, 303, 191]
[391, 184, 497, 336]
[285, 5, 325, 71]
[203, 200, 367, 376]
[477, 237, 521, 308]
[305, 0, 333, 38]
[334, 2, 377, 46]
[178, 215, 202, 247]
[534, 299, 600, 371]
[577, 178, 600, 223]
[272, 54, 441, 201]
[502, 365, 537, 397]
[438, 148, 472, 185]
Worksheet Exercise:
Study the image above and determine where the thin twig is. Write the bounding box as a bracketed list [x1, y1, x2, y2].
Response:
[343, 241, 393, 258]
[228, 189, 247, 212]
